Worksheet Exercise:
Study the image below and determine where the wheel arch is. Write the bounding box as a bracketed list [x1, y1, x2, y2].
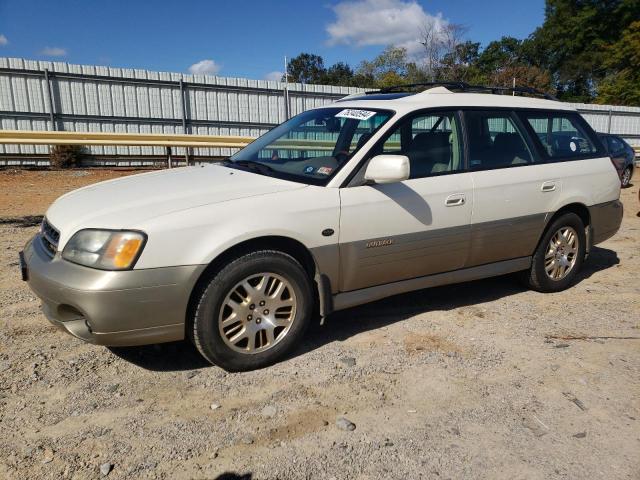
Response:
[185, 235, 331, 339]
[546, 202, 591, 229]
[534, 202, 591, 258]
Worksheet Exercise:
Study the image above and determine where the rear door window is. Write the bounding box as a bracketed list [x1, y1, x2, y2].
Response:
[522, 112, 598, 159]
[464, 110, 534, 170]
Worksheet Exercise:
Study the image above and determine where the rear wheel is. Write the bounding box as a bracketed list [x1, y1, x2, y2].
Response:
[522, 212, 586, 292]
[191, 250, 313, 371]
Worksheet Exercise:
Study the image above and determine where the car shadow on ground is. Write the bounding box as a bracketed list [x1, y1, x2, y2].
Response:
[0, 215, 43, 227]
[108, 246, 619, 372]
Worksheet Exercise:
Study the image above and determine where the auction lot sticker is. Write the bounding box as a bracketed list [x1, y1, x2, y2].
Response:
[336, 109, 377, 121]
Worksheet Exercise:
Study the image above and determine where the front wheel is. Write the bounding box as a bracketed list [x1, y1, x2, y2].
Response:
[191, 250, 314, 371]
[522, 212, 586, 293]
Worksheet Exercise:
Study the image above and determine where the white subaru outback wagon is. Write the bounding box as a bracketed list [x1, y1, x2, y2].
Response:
[21, 84, 623, 371]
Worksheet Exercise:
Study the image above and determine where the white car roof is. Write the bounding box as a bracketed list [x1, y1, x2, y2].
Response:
[331, 86, 575, 114]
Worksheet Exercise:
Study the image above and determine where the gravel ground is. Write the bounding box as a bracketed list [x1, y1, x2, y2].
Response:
[0, 169, 639, 480]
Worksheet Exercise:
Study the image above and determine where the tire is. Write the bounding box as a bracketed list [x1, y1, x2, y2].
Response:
[621, 166, 632, 188]
[191, 250, 314, 371]
[522, 212, 586, 293]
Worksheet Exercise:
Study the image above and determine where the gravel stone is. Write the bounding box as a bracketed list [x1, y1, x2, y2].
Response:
[339, 357, 356, 367]
[41, 448, 54, 464]
[261, 405, 277, 418]
[336, 417, 356, 431]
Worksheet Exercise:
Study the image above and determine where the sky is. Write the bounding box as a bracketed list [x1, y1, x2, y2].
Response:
[0, 0, 545, 80]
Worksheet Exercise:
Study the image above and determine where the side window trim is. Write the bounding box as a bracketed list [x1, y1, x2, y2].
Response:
[343, 108, 467, 187]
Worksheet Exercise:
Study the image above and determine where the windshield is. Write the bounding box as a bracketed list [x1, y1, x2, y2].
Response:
[227, 107, 393, 185]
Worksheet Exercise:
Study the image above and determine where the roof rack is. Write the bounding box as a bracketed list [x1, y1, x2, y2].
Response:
[372, 82, 557, 101]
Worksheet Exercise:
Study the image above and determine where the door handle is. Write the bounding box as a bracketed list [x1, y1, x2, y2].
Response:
[445, 194, 466, 206]
[541, 181, 556, 192]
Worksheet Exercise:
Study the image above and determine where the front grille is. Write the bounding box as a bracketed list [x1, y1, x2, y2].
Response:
[40, 218, 60, 258]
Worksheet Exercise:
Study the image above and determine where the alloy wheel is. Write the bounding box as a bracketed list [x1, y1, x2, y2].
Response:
[218, 273, 296, 354]
[622, 167, 631, 187]
[544, 226, 579, 280]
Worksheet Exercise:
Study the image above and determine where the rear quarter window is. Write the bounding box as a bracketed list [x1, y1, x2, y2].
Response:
[520, 112, 603, 160]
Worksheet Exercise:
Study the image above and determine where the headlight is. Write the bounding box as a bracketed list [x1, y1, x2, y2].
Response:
[62, 229, 146, 270]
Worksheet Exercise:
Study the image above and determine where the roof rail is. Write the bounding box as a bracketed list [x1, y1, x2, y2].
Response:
[372, 82, 557, 101]
[375, 82, 469, 93]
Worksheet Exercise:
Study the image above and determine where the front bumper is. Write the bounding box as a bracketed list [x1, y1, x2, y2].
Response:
[22, 234, 205, 346]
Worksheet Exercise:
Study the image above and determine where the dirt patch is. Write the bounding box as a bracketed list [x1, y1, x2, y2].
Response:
[0, 169, 146, 217]
[403, 332, 462, 355]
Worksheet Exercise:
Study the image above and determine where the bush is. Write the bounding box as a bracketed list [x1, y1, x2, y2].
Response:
[49, 145, 86, 169]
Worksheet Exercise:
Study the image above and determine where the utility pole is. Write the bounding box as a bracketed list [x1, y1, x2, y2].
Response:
[283, 56, 290, 120]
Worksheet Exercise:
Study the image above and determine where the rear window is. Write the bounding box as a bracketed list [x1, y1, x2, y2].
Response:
[522, 112, 598, 159]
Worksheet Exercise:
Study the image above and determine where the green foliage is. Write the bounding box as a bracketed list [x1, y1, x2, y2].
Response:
[286, 53, 373, 87]
[597, 21, 640, 106]
[527, 0, 640, 102]
[476, 37, 523, 74]
[321, 62, 354, 86]
[357, 46, 410, 81]
[49, 145, 85, 169]
[287, 53, 326, 84]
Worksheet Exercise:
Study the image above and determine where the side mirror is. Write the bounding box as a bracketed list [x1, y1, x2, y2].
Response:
[364, 155, 410, 184]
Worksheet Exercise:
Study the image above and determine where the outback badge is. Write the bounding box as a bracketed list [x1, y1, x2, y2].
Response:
[366, 239, 394, 248]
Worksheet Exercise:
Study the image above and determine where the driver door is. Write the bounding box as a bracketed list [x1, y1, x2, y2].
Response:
[338, 110, 473, 292]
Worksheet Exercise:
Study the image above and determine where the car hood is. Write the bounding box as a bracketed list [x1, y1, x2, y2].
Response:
[45, 164, 306, 245]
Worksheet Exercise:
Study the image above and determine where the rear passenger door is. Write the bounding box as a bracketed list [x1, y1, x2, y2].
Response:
[465, 110, 555, 266]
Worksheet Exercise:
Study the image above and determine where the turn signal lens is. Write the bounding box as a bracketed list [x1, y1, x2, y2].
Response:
[104, 233, 144, 269]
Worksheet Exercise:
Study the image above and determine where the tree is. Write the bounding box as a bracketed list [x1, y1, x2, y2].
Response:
[419, 22, 467, 80]
[321, 62, 354, 86]
[526, 0, 640, 102]
[356, 46, 411, 88]
[476, 37, 523, 74]
[286, 53, 326, 84]
[490, 65, 553, 93]
[439, 41, 484, 83]
[472, 36, 553, 93]
[597, 20, 640, 106]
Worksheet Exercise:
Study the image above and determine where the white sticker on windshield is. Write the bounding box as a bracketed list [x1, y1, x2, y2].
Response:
[335, 109, 377, 121]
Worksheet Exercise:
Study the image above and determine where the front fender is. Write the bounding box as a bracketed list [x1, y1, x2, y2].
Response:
[134, 187, 341, 281]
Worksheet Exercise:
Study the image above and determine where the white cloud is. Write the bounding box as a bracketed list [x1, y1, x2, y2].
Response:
[188, 59, 221, 75]
[264, 71, 284, 82]
[326, 0, 448, 56]
[40, 46, 67, 57]
[0, 34, 8, 46]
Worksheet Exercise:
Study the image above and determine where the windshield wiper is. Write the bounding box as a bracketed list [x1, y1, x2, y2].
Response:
[223, 159, 275, 174]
